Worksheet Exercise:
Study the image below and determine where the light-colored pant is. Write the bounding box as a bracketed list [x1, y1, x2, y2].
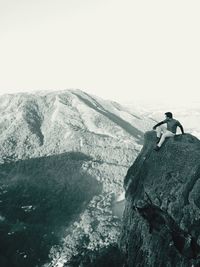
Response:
[156, 127, 175, 147]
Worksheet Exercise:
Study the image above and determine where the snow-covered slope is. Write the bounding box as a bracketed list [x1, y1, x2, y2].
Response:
[0, 89, 154, 267]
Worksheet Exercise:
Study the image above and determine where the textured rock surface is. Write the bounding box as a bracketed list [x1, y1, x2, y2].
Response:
[119, 131, 200, 267]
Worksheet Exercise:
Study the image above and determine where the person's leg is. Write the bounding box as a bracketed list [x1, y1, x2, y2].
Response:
[155, 127, 163, 143]
[156, 127, 162, 138]
[157, 131, 175, 147]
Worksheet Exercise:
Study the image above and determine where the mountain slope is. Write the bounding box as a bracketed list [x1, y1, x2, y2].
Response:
[0, 89, 154, 267]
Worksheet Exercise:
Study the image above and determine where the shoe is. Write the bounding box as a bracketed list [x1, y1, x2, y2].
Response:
[154, 146, 160, 151]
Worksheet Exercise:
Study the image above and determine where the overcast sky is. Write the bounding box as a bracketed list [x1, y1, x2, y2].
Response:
[0, 0, 199, 106]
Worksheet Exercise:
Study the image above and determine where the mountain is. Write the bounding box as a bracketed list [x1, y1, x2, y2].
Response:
[0, 89, 154, 267]
[119, 130, 200, 267]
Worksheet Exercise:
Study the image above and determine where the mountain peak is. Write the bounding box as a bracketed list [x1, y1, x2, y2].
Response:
[0, 90, 154, 164]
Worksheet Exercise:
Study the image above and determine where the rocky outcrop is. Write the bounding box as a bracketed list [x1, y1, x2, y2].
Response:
[119, 131, 200, 267]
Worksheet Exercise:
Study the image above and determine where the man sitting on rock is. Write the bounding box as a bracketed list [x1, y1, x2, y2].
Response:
[153, 112, 184, 151]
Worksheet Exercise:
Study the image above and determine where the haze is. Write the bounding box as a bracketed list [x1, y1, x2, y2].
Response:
[0, 0, 199, 106]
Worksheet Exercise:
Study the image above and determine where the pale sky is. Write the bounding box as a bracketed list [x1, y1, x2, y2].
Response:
[0, 0, 200, 106]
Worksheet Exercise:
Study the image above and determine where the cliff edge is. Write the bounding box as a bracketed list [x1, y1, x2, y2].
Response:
[119, 131, 200, 267]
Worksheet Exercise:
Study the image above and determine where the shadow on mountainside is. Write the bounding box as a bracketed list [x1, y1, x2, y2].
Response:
[72, 92, 144, 144]
[0, 152, 102, 267]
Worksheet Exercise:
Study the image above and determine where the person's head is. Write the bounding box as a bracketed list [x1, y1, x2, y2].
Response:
[165, 112, 173, 119]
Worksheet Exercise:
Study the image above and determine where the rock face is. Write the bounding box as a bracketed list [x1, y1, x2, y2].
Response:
[119, 131, 200, 267]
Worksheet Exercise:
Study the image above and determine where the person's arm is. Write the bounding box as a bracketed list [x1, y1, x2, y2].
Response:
[179, 124, 184, 134]
[153, 120, 167, 130]
[177, 121, 184, 134]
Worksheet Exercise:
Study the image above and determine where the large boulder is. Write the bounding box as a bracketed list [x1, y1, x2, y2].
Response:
[119, 131, 200, 267]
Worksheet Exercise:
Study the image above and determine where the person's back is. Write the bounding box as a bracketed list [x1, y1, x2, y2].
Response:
[165, 118, 182, 134]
